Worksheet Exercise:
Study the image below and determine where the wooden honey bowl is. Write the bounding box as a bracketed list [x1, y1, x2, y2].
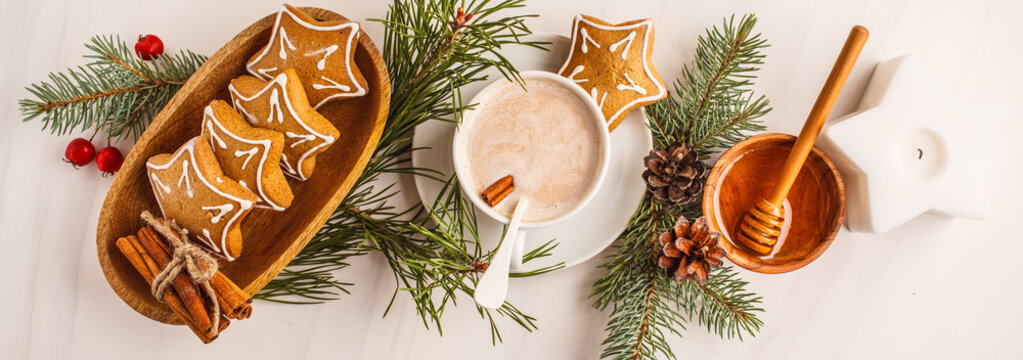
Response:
[702, 133, 845, 274]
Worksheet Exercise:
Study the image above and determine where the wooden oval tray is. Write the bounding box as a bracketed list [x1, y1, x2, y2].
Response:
[96, 7, 389, 324]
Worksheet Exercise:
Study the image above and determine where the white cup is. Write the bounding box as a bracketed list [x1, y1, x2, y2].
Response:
[452, 71, 610, 308]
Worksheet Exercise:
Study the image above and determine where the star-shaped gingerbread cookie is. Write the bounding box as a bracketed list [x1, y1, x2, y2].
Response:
[229, 68, 340, 181]
[147, 136, 258, 261]
[200, 100, 293, 211]
[558, 15, 667, 131]
[246, 4, 368, 110]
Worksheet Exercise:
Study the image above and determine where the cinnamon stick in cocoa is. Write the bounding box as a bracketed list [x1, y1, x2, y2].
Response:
[142, 225, 253, 319]
[481, 175, 514, 207]
[135, 228, 214, 335]
[115, 236, 226, 343]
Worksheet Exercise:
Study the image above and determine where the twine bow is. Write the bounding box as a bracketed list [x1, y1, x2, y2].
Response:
[141, 211, 221, 335]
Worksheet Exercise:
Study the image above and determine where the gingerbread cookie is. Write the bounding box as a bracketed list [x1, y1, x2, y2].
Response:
[246, 4, 368, 110]
[557, 15, 667, 131]
[200, 100, 293, 211]
[147, 136, 258, 260]
[229, 68, 340, 181]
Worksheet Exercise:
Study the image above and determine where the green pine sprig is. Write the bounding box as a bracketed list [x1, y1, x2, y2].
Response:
[644, 14, 769, 154]
[256, 0, 562, 343]
[19, 35, 206, 141]
[681, 266, 764, 339]
[592, 14, 770, 360]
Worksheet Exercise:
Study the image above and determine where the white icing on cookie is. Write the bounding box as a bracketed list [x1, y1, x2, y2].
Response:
[201, 229, 213, 248]
[151, 173, 172, 194]
[208, 125, 228, 149]
[286, 131, 316, 148]
[202, 204, 234, 224]
[580, 28, 599, 53]
[235, 147, 259, 170]
[307, 45, 339, 70]
[556, 15, 667, 124]
[566, 65, 587, 83]
[146, 137, 254, 261]
[279, 27, 297, 60]
[311, 75, 351, 92]
[256, 67, 278, 79]
[609, 31, 636, 60]
[279, 152, 297, 176]
[269, 88, 284, 123]
[245, 5, 367, 109]
[228, 73, 337, 181]
[178, 161, 194, 198]
[616, 73, 648, 95]
[590, 87, 608, 110]
[202, 105, 284, 211]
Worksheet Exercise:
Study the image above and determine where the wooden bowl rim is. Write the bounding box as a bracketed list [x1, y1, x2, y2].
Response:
[96, 7, 389, 324]
[702, 133, 846, 274]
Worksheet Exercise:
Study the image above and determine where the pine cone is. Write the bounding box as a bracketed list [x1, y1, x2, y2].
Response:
[657, 216, 725, 283]
[642, 143, 707, 205]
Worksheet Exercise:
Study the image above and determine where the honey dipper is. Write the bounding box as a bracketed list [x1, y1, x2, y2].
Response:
[735, 26, 868, 255]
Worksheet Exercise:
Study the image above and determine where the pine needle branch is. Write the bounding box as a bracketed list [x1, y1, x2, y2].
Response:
[19, 35, 206, 140]
[593, 198, 688, 360]
[592, 14, 770, 360]
[680, 266, 764, 340]
[645, 14, 770, 154]
[601, 272, 686, 360]
[257, 0, 561, 343]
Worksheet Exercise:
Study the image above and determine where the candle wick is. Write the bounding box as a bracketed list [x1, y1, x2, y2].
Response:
[916, 148, 923, 159]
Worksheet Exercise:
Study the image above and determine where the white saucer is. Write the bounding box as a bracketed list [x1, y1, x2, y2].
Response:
[411, 34, 652, 272]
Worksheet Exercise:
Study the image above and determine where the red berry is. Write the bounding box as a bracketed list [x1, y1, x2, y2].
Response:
[135, 34, 164, 60]
[63, 138, 96, 168]
[96, 146, 124, 176]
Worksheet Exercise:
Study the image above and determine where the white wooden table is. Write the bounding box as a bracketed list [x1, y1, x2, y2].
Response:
[3, 0, 1022, 358]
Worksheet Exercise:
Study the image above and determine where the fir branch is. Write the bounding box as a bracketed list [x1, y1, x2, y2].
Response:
[681, 266, 764, 340]
[592, 14, 770, 360]
[594, 198, 687, 360]
[594, 198, 765, 360]
[601, 273, 686, 360]
[645, 14, 770, 154]
[258, 0, 562, 343]
[19, 35, 206, 140]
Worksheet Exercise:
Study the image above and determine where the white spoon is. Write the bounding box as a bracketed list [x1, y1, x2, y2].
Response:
[473, 198, 528, 309]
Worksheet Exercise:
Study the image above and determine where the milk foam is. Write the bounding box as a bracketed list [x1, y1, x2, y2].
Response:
[466, 78, 602, 222]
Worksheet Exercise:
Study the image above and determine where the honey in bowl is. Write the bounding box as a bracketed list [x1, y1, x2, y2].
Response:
[703, 133, 845, 273]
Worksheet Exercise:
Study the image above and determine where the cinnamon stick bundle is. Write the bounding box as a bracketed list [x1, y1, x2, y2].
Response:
[139, 226, 253, 319]
[115, 236, 229, 343]
[113, 215, 255, 344]
[134, 228, 213, 333]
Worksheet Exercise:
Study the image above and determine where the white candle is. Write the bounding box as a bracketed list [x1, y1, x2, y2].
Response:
[822, 55, 1006, 233]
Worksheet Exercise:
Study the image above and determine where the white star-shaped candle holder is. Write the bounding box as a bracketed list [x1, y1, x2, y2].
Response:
[822, 54, 1007, 233]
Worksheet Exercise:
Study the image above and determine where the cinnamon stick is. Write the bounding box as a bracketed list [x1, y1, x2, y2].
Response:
[146, 224, 253, 318]
[116, 236, 225, 343]
[135, 228, 214, 335]
[490, 185, 513, 207]
[210, 274, 252, 319]
[128, 236, 231, 343]
[142, 225, 253, 319]
[481, 175, 514, 207]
